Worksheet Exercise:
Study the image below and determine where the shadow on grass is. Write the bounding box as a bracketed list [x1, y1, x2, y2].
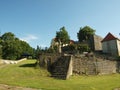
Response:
[19, 63, 36, 68]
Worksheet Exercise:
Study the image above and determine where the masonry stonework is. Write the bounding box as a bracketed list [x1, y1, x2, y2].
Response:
[38, 53, 120, 79]
[72, 55, 117, 75]
[89, 35, 103, 51]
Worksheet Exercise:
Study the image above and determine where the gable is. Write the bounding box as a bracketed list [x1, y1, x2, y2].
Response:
[101, 32, 119, 42]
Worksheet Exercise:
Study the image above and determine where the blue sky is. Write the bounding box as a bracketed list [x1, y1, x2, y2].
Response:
[0, 0, 120, 48]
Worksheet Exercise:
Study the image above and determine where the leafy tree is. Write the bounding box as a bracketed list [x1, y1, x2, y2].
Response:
[1, 32, 17, 59]
[0, 38, 2, 58]
[62, 44, 76, 53]
[35, 45, 42, 59]
[20, 40, 34, 59]
[77, 26, 96, 42]
[1, 32, 15, 41]
[77, 44, 90, 53]
[1, 32, 34, 60]
[56, 26, 70, 44]
[2, 40, 22, 60]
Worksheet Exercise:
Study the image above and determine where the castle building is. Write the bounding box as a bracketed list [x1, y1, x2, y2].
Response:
[101, 32, 120, 56]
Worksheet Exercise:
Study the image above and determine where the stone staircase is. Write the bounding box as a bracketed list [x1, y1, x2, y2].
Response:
[51, 56, 72, 79]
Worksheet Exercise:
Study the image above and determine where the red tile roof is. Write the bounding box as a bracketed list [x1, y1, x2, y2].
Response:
[101, 32, 119, 42]
[70, 40, 75, 44]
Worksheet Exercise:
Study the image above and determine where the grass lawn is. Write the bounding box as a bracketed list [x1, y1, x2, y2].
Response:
[0, 59, 120, 90]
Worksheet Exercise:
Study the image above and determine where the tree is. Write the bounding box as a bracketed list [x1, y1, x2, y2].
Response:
[77, 26, 96, 42]
[0, 38, 2, 58]
[20, 40, 34, 59]
[1, 32, 15, 41]
[2, 39, 22, 60]
[1, 32, 34, 60]
[35, 45, 42, 58]
[56, 26, 70, 44]
[1, 32, 17, 59]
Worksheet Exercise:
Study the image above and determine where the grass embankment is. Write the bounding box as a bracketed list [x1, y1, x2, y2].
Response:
[0, 59, 120, 90]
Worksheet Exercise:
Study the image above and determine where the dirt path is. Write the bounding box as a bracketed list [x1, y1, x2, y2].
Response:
[0, 84, 41, 90]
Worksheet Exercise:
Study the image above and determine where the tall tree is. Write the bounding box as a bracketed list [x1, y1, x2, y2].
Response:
[56, 26, 70, 44]
[1, 32, 17, 59]
[0, 38, 2, 58]
[1, 32, 34, 60]
[34, 45, 41, 59]
[77, 26, 96, 42]
[1, 32, 15, 41]
[19, 40, 34, 59]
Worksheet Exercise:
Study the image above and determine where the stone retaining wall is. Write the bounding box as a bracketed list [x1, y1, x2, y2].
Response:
[72, 56, 118, 75]
[38, 53, 72, 79]
[38, 53, 120, 79]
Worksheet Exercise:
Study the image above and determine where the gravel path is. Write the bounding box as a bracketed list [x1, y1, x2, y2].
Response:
[0, 84, 41, 90]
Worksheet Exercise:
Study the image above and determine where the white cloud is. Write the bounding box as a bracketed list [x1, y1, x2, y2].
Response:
[20, 34, 38, 43]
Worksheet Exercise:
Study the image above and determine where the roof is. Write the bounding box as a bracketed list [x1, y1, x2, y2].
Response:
[70, 40, 75, 44]
[101, 32, 120, 42]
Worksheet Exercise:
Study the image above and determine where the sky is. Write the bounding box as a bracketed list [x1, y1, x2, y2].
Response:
[0, 0, 120, 48]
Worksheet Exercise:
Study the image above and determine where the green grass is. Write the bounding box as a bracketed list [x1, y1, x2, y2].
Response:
[0, 59, 120, 90]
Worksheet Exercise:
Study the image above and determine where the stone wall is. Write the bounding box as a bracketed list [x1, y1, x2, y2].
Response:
[38, 53, 72, 79]
[72, 55, 119, 75]
[50, 55, 72, 79]
[38, 53, 120, 79]
[38, 53, 61, 69]
[89, 35, 103, 51]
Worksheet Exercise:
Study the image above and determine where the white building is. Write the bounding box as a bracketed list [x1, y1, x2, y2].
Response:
[101, 32, 120, 56]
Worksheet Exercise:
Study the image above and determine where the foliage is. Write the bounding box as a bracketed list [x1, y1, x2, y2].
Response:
[0, 32, 34, 60]
[0, 60, 120, 90]
[61, 44, 90, 54]
[56, 26, 70, 44]
[77, 26, 96, 42]
[48, 46, 58, 53]
[0, 39, 2, 58]
[34, 45, 52, 58]
[77, 44, 90, 53]
[1, 32, 15, 41]
[34, 45, 41, 59]
[62, 44, 77, 53]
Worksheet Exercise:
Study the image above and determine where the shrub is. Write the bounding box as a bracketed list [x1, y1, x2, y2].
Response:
[77, 44, 90, 53]
[62, 44, 76, 53]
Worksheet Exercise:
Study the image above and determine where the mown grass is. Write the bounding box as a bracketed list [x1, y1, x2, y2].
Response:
[0, 59, 120, 90]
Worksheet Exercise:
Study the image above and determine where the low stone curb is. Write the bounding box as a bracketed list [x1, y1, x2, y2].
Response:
[0, 58, 27, 65]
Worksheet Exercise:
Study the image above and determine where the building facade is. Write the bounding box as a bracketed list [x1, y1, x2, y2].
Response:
[89, 34, 103, 51]
[101, 32, 120, 56]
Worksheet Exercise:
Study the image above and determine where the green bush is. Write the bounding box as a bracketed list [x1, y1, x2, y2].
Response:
[61, 44, 90, 54]
[77, 44, 90, 53]
[62, 44, 76, 53]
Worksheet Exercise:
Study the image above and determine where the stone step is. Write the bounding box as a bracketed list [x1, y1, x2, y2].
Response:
[52, 69, 67, 73]
[52, 73, 66, 75]
[55, 66, 66, 68]
[52, 70, 67, 74]
[52, 75, 66, 78]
